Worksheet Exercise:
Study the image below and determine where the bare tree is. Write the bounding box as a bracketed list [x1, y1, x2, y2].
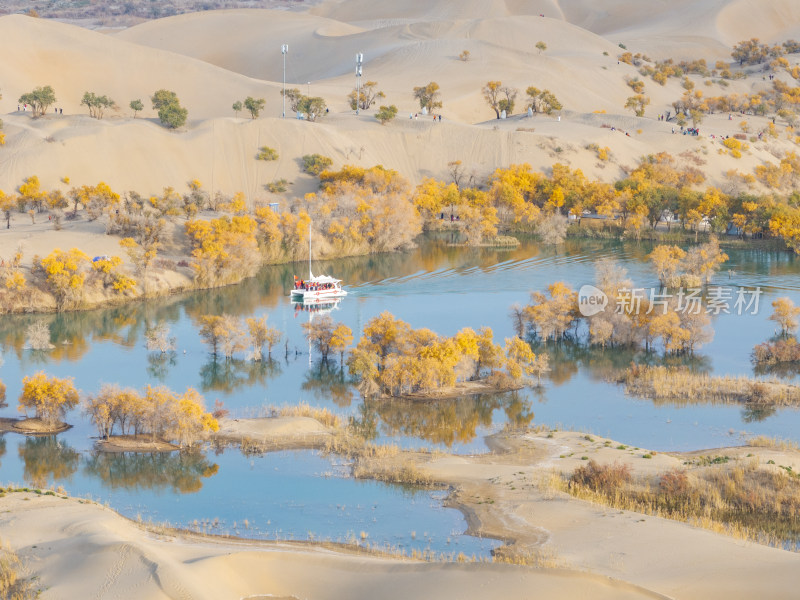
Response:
[145, 324, 176, 353]
[26, 320, 53, 350]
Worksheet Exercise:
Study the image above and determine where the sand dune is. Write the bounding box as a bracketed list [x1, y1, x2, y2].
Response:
[0, 105, 790, 207]
[0, 14, 281, 120]
[0, 493, 666, 600]
[716, 0, 800, 44]
[1, 3, 799, 211]
[115, 10, 379, 82]
[108, 7, 738, 131]
[4, 105, 778, 204]
[114, 10, 630, 107]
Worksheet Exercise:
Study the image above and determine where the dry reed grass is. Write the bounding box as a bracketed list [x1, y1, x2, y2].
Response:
[0, 538, 39, 599]
[748, 435, 800, 452]
[323, 432, 438, 487]
[556, 459, 800, 547]
[493, 544, 562, 567]
[623, 365, 800, 406]
[276, 402, 341, 428]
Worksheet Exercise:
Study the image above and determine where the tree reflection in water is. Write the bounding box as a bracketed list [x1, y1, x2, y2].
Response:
[83, 450, 219, 494]
[355, 391, 535, 448]
[200, 358, 282, 393]
[0, 302, 181, 364]
[741, 404, 777, 423]
[147, 351, 178, 381]
[532, 341, 712, 386]
[753, 361, 800, 380]
[302, 361, 354, 408]
[18, 435, 80, 488]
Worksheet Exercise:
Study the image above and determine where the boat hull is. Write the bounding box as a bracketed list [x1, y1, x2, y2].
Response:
[290, 289, 348, 303]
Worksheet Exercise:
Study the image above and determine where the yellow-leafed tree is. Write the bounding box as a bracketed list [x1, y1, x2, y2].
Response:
[38, 248, 90, 310]
[19, 371, 80, 427]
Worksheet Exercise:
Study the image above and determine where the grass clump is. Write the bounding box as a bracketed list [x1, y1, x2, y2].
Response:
[571, 460, 632, 492]
[493, 544, 561, 567]
[685, 455, 730, 466]
[749, 435, 800, 451]
[276, 402, 341, 428]
[0, 539, 39, 599]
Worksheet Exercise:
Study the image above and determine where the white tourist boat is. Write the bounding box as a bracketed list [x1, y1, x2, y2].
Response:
[290, 272, 348, 302]
[290, 235, 348, 303]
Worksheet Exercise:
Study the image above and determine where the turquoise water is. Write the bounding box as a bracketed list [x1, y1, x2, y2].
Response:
[2, 235, 800, 554]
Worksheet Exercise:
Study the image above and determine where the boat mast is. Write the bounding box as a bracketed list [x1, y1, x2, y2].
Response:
[308, 228, 312, 278]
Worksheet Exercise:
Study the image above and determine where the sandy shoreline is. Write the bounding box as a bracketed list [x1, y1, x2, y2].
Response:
[0, 417, 72, 436]
[0, 491, 667, 600]
[3, 422, 800, 599]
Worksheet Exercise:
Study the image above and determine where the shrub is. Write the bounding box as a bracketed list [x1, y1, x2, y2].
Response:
[571, 460, 631, 492]
[302, 153, 333, 176]
[158, 103, 188, 129]
[375, 105, 398, 125]
[257, 146, 279, 161]
[81, 91, 116, 119]
[266, 179, 289, 193]
[753, 338, 800, 364]
[244, 96, 266, 119]
[151, 89, 187, 129]
[723, 137, 746, 158]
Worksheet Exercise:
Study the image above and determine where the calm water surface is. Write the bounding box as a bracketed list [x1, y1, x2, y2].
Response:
[2, 235, 800, 553]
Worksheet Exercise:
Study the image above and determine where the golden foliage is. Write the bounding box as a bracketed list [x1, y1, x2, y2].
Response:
[185, 215, 260, 287]
[348, 312, 530, 397]
[18, 371, 79, 427]
[769, 297, 800, 335]
[85, 383, 217, 447]
[38, 248, 90, 310]
[91, 255, 136, 294]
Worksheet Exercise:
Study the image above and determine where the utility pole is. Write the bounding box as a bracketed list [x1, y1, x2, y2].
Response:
[281, 44, 288, 118]
[355, 52, 363, 114]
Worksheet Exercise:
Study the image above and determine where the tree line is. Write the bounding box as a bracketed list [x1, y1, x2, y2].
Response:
[5, 370, 218, 447]
[513, 240, 728, 354]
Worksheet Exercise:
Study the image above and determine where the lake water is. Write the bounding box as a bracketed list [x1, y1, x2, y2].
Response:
[2, 234, 800, 554]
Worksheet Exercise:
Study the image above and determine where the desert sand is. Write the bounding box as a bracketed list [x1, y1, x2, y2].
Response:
[2, 0, 800, 202]
[3, 425, 800, 599]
